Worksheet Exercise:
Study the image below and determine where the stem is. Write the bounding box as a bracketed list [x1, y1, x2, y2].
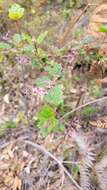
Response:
[61, 96, 107, 120]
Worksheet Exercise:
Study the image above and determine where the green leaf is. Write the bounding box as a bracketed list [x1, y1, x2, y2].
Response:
[37, 48, 47, 58]
[21, 33, 32, 43]
[35, 105, 64, 137]
[45, 62, 62, 78]
[35, 76, 51, 87]
[89, 84, 102, 98]
[37, 105, 55, 122]
[21, 44, 34, 53]
[82, 106, 98, 117]
[44, 85, 63, 106]
[36, 31, 48, 45]
[0, 42, 11, 50]
[13, 33, 22, 44]
[0, 120, 16, 136]
[8, 3, 24, 21]
[99, 25, 107, 33]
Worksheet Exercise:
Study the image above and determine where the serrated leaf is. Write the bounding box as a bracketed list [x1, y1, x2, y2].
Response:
[35, 105, 64, 136]
[0, 42, 11, 50]
[37, 105, 55, 122]
[35, 76, 51, 87]
[13, 33, 22, 44]
[44, 85, 63, 106]
[36, 31, 48, 45]
[45, 63, 62, 78]
[21, 44, 34, 53]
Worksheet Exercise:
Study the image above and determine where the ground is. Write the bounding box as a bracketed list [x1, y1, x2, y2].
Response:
[0, 0, 107, 190]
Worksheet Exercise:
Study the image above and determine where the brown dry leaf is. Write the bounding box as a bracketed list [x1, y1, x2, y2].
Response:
[88, 3, 107, 37]
[89, 116, 107, 128]
[89, 60, 106, 79]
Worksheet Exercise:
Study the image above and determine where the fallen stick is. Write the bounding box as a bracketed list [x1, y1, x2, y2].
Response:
[61, 96, 107, 120]
[24, 140, 82, 190]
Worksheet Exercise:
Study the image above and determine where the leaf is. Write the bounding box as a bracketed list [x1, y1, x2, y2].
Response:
[37, 48, 47, 58]
[44, 85, 63, 106]
[34, 76, 51, 87]
[82, 106, 98, 117]
[8, 3, 25, 20]
[13, 33, 22, 44]
[21, 44, 34, 53]
[21, 33, 32, 43]
[99, 25, 107, 33]
[36, 105, 64, 137]
[0, 42, 11, 50]
[36, 31, 48, 45]
[45, 62, 62, 78]
[37, 105, 55, 123]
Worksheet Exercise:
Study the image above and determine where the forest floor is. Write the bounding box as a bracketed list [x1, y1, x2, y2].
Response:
[1, 0, 107, 190]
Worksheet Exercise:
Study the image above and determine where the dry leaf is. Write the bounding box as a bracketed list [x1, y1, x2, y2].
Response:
[88, 3, 107, 37]
[89, 116, 107, 128]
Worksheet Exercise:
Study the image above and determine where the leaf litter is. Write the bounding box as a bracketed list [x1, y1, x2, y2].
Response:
[1, 0, 107, 190]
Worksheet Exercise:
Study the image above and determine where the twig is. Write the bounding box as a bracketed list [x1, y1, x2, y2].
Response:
[63, 161, 79, 165]
[24, 140, 82, 190]
[61, 96, 107, 120]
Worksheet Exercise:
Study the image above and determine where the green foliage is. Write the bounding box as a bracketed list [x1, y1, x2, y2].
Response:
[45, 61, 62, 78]
[44, 85, 63, 106]
[21, 44, 34, 53]
[36, 31, 48, 45]
[12, 33, 32, 46]
[0, 120, 16, 136]
[0, 42, 11, 50]
[82, 106, 98, 117]
[99, 25, 107, 33]
[35, 105, 64, 137]
[37, 48, 47, 59]
[8, 3, 25, 20]
[34, 76, 51, 87]
[13, 33, 22, 44]
[89, 83, 102, 98]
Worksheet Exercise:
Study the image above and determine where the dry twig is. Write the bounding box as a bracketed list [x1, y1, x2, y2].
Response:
[24, 140, 82, 190]
[61, 96, 107, 120]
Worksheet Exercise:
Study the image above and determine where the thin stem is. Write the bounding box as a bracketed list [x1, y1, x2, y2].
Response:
[24, 140, 82, 190]
[61, 96, 107, 120]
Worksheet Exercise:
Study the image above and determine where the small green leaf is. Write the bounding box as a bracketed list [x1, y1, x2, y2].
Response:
[89, 84, 102, 98]
[35, 76, 51, 87]
[82, 106, 98, 117]
[21, 33, 32, 43]
[36, 31, 48, 45]
[21, 44, 34, 53]
[8, 3, 24, 20]
[13, 33, 22, 44]
[0, 42, 11, 49]
[44, 85, 63, 106]
[99, 25, 107, 33]
[37, 48, 47, 58]
[37, 105, 55, 122]
[35, 105, 64, 137]
[45, 62, 62, 78]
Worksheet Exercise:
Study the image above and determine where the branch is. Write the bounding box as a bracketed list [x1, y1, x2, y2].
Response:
[24, 140, 82, 190]
[61, 96, 107, 120]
